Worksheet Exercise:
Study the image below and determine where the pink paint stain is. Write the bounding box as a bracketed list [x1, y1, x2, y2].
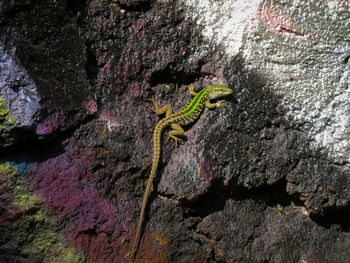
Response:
[84, 100, 98, 114]
[113, 59, 140, 85]
[258, 4, 306, 38]
[28, 147, 133, 262]
[127, 85, 142, 98]
[96, 62, 114, 89]
[196, 153, 213, 185]
[88, 0, 103, 14]
[133, 22, 145, 34]
[100, 62, 111, 77]
[99, 110, 118, 123]
[36, 111, 66, 135]
[178, 41, 184, 54]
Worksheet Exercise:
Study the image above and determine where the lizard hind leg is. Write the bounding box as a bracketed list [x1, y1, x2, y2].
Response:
[165, 123, 185, 148]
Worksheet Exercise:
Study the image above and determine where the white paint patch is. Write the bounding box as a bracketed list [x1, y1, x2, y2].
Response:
[173, 0, 350, 164]
[327, 0, 337, 10]
[311, 89, 350, 164]
[177, 0, 261, 55]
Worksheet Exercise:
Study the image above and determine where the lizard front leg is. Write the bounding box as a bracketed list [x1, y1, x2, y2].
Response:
[147, 96, 173, 117]
[188, 84, 198, 96]
[205, 99, 228, 109]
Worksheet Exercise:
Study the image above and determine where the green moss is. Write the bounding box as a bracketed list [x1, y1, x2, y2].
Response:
[13, 184, 40, 211]
[23, 230, 82, 263]
[0, 162, 14, 174]
[0, 162, 84, 262]
[0, 162, 38, 211]
[0, 96, 16, 148]
[0, 96, 15, 126]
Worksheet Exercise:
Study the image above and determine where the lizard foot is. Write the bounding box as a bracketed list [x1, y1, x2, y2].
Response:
[216, 100, 228, 108]
[145, 97, 157, 113]
[125, 249, 136, 263]
[165, 135, 183, 148]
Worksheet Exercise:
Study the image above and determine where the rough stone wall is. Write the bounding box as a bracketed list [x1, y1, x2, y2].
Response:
[0, 0, 349, 262]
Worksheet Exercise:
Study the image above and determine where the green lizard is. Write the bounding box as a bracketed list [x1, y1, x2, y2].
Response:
[127, 84, 233, 261]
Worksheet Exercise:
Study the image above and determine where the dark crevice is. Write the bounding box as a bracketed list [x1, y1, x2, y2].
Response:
[181, 175, 350, 232]
[310, 205, 350, 231]
[0, 128, 66, 164]
[8, 81, 22, 93]
[0, 1, 36, 26]
[344, 55, 350, 65]
[79, 226, 98, 237]
[149, 65, 202, 86]
[181, 177, 302, 219]
[119, 1, 154, 12]
[181, 179, 227, 218]
[279, 26, 305, 37]
[192, 233, 216, 261]
[0, 112, 96, 164]
[66, 0, 87, 18]
[85, 44, 99, 86]
[91, 164, 105, 174]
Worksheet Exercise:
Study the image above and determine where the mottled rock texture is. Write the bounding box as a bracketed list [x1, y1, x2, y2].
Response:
[0, 0, 349, 262]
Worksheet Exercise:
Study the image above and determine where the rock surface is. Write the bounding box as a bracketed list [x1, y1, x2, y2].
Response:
[0, 0, 349, 262]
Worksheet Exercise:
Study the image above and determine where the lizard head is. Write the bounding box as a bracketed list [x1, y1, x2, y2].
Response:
[207, 85, 233, 100]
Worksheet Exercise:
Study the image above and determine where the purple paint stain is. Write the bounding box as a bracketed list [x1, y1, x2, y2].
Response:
[179, 41, 184, 54]
[133, 22, 145, 33]
[196, 153, 213, 184]
[298, 253, 322, 263]
[97, 62, 113, 88]
[127, 85, 142, 98]
[36, 111, 66, 135]
[99, 110, 117, 123]
[28, 146, 133, 262]
[84, 100, 98, 114]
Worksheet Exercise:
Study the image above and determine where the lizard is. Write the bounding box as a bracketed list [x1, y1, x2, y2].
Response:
[127, 84, 233, 261]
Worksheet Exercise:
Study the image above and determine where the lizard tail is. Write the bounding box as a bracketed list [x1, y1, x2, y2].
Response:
[129, 120, 165, 261]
